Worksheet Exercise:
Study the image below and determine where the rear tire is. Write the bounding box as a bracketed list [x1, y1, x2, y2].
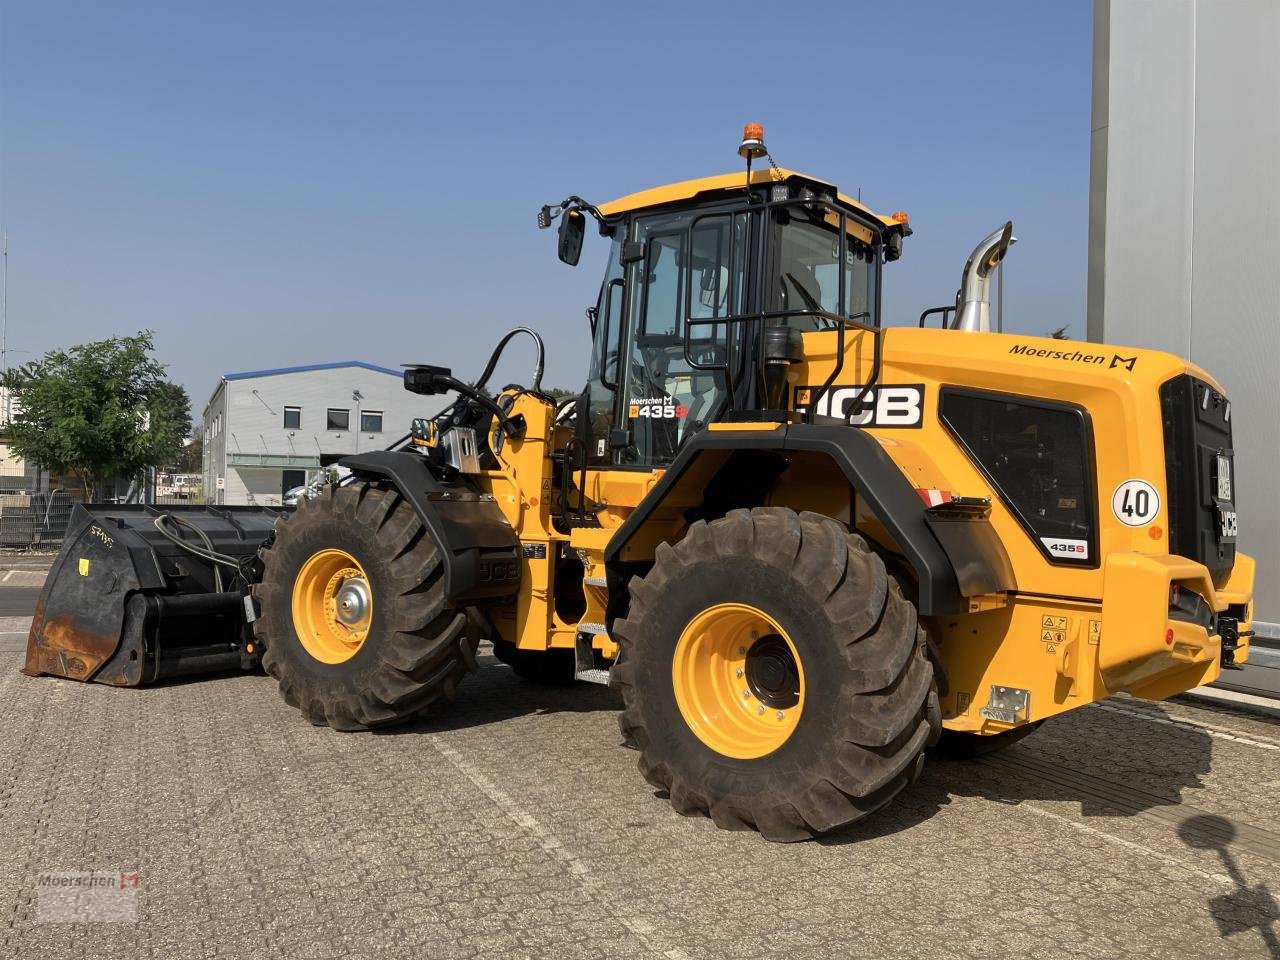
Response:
[612, 507, 937, 842]
[256, 483, 477, 730]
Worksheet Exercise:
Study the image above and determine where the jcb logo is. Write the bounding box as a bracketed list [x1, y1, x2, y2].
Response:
[793, 384, 925, 429]
[478, 558, 519, 582]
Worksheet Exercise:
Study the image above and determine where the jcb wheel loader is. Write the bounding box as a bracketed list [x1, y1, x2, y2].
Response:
[24, 125, 1255, 841]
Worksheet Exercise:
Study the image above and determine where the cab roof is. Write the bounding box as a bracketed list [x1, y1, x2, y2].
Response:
[597, 167, 907, 232]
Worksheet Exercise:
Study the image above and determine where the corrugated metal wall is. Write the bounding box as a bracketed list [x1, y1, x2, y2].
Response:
[1090, 0, 1279, 632]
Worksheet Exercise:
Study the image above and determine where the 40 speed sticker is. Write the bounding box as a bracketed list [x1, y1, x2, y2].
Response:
[1111, 478, 1160, 526]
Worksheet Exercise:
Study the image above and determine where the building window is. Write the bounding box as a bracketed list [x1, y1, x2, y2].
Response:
[283, 406, 301, 429]
[361, 410, 383, 433]
[327, 408, 349, 431]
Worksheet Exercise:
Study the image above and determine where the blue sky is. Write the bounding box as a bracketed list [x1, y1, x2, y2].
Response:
[0, 2, 1093, 408]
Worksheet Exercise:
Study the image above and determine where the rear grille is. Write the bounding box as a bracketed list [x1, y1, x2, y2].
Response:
[1159, 374, 1235, 587]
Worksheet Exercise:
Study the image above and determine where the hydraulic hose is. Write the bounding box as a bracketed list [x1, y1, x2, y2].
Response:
[471, 327, 546, 394]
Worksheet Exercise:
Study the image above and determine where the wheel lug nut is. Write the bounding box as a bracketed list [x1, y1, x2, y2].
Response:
[735, 668, 745, 678]
[757, 705, 766, 715]
[776, 710, 785, 720]
[742, 690, 751, 700]
[738, 646, 747, 655]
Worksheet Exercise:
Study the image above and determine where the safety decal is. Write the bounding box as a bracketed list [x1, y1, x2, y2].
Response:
[1040, 614, 1068, 647]
[792, 384, 925, 428]
[1111, 479, 1160, 527]
[915, 488, 953, 507]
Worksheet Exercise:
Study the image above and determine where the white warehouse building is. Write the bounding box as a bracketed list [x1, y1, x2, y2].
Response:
[202, 361, 437, 506]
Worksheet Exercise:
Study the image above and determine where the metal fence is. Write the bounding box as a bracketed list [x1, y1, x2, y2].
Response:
[0, 469, 74, 551]
[0, 466, 211, 552]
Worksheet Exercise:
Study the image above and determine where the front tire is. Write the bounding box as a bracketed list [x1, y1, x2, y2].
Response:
[611, 507, 937, 842]
[256, 483, 477, 730]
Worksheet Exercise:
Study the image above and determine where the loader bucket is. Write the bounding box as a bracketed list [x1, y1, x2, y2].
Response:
[22, 503, 283, 686]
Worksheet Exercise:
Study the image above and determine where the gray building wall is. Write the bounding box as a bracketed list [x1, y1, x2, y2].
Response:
[1089, 0, 1280, 631]
[202, 363, 438, 506]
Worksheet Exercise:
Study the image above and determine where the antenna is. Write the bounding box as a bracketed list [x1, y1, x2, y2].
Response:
[1, 233, 7, 373]
[2, 233, 8, 424]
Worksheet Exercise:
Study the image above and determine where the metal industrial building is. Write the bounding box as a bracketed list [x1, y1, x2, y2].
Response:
[1089, 0, 1278, 637]
[202, 361, 435, 506]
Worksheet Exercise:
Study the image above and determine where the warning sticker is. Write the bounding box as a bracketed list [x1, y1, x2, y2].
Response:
[1039, 614, 1068, 651]
[78, 558, 90, 576]
[1089, 620, 1101, 645]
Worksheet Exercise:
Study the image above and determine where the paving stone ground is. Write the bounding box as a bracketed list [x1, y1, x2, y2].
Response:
[2, 593, 1279, 960]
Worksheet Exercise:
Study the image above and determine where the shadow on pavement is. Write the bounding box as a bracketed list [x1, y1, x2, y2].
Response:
[932, 701, 1214, 819]
[821, 700, 1217, 845]
[380, 652, 622, 737]
[1179, 813, 1280, 959]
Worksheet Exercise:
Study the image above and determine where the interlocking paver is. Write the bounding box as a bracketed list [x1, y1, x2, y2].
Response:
[2, 619, 1278, 959]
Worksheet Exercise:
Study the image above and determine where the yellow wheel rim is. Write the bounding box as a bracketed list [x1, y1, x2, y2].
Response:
[672, 603, 804, 760]
[290, 548, 373, 664]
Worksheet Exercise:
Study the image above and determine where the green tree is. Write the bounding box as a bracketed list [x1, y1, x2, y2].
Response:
[544, 387, 579, 400]
[177, 427, 204, 474]
[151, 380, 193, 440]
[1, 331, 190, 499]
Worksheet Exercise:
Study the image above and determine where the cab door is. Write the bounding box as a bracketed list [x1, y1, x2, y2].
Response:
[615, 208, 750, 468]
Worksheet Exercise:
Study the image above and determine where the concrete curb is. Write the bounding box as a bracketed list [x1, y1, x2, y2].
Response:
[1180, 686, 1280, 721]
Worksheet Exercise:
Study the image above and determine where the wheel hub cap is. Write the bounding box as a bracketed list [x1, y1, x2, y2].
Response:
[745, 635, 800, 709]
[335, 578, 371, 626]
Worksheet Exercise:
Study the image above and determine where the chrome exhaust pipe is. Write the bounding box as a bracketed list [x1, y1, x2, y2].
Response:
[952, 221, 1016, 332]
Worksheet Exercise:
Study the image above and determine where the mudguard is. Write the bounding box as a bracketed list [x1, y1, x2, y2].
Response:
[604, 422, 1014, 616]
[340, 450, 521, 603]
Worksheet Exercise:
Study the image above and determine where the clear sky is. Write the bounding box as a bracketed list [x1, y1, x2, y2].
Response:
[0, 1, 1093, 411]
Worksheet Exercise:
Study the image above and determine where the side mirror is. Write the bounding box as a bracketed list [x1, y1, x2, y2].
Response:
[558, 209, 585, 266]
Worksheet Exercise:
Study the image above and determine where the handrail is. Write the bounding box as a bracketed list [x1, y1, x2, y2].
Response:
[919, 305, 955, 328]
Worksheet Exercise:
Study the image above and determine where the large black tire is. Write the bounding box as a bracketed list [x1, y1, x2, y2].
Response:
[490, 638, 577, 686]
[612, 507, 938, 842]
[256, 482, 478, 731]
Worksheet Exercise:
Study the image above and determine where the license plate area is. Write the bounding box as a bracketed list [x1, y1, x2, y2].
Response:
[1215, 453, 1233, 502]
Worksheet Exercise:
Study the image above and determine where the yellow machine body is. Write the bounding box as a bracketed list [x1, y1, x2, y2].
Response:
[471, 167, 1254, 738]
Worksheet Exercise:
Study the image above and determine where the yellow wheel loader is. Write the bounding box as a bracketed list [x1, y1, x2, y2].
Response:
[24, 125, 1256, 841]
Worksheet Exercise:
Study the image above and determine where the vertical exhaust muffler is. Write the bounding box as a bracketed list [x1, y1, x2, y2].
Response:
[953, 221, 1016, 333]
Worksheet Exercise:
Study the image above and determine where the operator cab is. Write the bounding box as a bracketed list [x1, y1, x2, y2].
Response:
[542, 135, 911, 472]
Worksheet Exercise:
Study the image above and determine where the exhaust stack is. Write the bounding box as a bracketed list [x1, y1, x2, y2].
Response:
[952, 221, 1016, 332]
